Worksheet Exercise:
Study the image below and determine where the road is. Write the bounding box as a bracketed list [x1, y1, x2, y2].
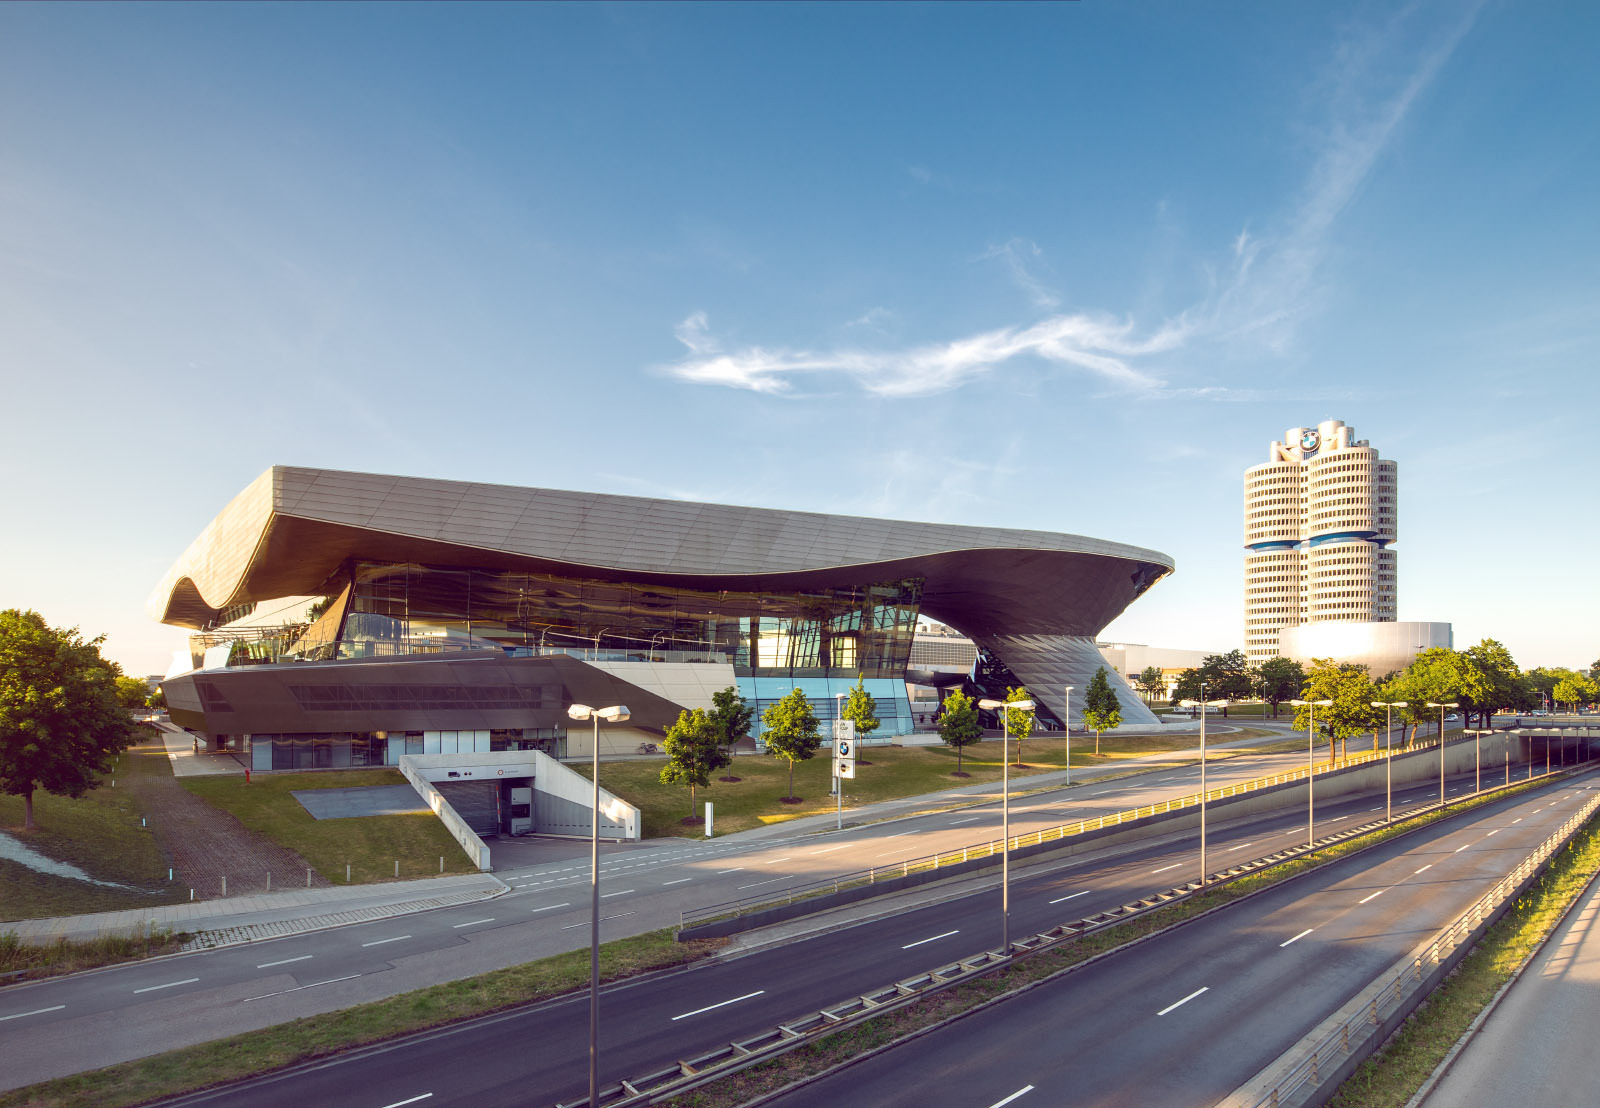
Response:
[763, 775, 1599, 1108]
[1418, 842, 1600, 1105]
[0, 736, 1353, 1088]
[103, 768, 1560, 1107]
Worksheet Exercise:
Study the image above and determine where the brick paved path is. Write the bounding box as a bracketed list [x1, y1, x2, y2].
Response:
[121, 738, 331, 898]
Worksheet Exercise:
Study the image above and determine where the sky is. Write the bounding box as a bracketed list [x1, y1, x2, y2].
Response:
[2, 1, 1596, 678]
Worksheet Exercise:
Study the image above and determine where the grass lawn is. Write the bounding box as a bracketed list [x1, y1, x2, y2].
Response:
[0, 736, 185, 920]
[582, 728, 1271, 839]
[180, 770, 479, 883]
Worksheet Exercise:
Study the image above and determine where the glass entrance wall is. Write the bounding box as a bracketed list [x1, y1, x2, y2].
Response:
[292, 561, 924, 681]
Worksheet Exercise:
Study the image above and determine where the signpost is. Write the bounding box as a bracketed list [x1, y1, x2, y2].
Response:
[833, 720, 856, 829]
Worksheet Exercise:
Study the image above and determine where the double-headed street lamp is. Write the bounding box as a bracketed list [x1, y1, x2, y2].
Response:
[979, 696, 1034, 956]
[1180, 689, 1229, 885]
[567, 702, 631, 1108]
[1290, 698, 1332, 849]
[1426, 701, 1459, 807]
[1371, 700, 1406, 822]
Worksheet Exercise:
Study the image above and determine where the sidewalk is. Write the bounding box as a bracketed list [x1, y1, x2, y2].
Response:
[2, 871, 509, 947]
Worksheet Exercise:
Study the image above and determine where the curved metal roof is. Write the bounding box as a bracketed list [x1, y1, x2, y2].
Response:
[150, 466, 1173, 637]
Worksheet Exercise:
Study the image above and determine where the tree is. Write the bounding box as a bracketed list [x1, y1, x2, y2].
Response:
[1002, 685, 1035, 766]
[1257, 657, 1305, 719]
[148, 686, 166, 710]
[0, 610, 137, 830]
[659, 708, 731, 816]
[1292, 658, 1380, 762]
[113, 676, 150, 711]
[707, 686, 754, 755]
[1462, 639, 1521, 728]
[842, 675, 880, 743]
[762, 688, 821, 801]
[937, 689, 983, 775]
[1135, 666, 1166, 705]
[1196, 650, 1253, 717]
[1554, 674, 1598, 712]
[1169, 668, 1202, 707]
[1081, 666, 1122, 756]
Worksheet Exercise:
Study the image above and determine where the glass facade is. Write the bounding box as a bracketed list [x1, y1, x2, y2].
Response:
[281, 561, 924, 682]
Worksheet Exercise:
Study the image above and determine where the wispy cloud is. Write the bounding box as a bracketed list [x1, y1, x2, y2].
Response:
[846, 306, 893, 329]
[660, 4, 1484, 401]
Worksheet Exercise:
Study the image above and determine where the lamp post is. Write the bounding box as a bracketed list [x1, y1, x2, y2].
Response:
[1426, 702, 1458, 807]
[1180, 689, 1229, 885]
[979, 696, 1034, 956]
[1063, 685, 1074, 786]
[1371, 701, 1405, 822]
[1290, 698, 1332, 849]
[1463, 728, 1490, 793]
[567, 702, 631, 1108]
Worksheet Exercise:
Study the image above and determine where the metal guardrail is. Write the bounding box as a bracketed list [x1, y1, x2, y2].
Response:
[568, 762, 1593, 1108]
[1231, 783, 1600, 1108]
[680, 736, 1463, 929]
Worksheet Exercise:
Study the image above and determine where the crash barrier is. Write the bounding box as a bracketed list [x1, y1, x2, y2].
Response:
[563, 768, 1595, 1108]
[679, 730, 1557, 939]
[1222, 783, 1600, 1108]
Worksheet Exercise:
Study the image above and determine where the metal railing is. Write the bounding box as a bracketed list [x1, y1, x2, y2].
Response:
[680, 735, 1464, 929]
[1230, 784, 1600, 1108]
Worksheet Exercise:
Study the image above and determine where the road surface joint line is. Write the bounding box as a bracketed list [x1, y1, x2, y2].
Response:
[1157, 986, 1209, 1015]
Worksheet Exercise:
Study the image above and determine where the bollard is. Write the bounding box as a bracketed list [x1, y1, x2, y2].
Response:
[439, 856, 444, 874]
[141, 817, 146, 827]
[168, 867, 173, 882]
[266, 872, 271, 892]
[346, 863, 351, 883]
[306, 867, 311, 887]
[705, 800, 714, 839]
[189, 888, 194, 901]
[395, 859, 399, 878]
[221, 876, 227, 896]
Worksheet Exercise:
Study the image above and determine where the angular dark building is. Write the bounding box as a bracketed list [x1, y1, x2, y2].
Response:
[152, 467, 1173, 771]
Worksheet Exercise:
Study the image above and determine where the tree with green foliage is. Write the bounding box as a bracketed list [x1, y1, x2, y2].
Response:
[1293, 658, 1380, 761]
[148, 686, 166, 710]
[1462, 639, 1523, 728]
[707, 685, 754, 755]
[1081, 666, 1122, 756]
[659, 708, 731, 815]
[1554, 673, 1598, 712]
[842, 675, 880, 742]
[1195, 649, 1254, 716]
[1001, 685, 1035, 765]
[1256, 657, 1306, 719]
[0, 610, 137, 830]
[937, 689, 982, 775]
[113, 676, 151, 711]
[1169, 668, 1202, 707]
[762, 688, 822, 800]
[1135, 666, 1166, 705]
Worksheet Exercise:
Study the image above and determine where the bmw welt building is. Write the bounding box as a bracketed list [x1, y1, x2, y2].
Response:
[153, 467, 1173, 773]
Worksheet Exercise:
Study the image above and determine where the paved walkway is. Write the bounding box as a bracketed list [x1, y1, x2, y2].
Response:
[152, 719, 246, 777]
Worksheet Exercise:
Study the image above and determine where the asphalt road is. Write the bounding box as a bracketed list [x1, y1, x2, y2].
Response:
[0, 738, 1377, 1089]
[764, 775, 1600, 1108]
[127, 767, 1562, 1107]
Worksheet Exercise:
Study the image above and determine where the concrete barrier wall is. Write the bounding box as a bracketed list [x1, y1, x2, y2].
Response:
[531, 750, 640, 840]
[678, 732, 1582, 940]
[398, 755, 492, 871]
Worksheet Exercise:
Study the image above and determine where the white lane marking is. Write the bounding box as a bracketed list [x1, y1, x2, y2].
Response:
[1368, 807, 1382, 812]
[1454, 844, 1470, 853]
[1486, 830, 1499, 837]
[1513, 818, 1523, 824]
[902, 929, 960, 949]
[600, 890, 635, 898]
[807, 844, 851, 854]
[949, 816, 981, 825]
[987, 1086, 1036, 1108]
[0, 1005, 65, 1022]
[452, 918, 496, 929]
[1358, 888, 1387, 905]
[1151, 863, 1182, 874]
[379, 1095, 433, 1108]
[243, 974, 362, 1002]
[716, 867, 744, 874]
[1049, 890, 1091, 905]
[1225, 842, 1256, 852]
[530, 903, 571, 913]
[736, 875, 792, 890]
[361, 935, 411, 948]
[560, 913, 631, 930]
[1280, 928, 1313, 948]
[256, 954, 312, 969]
[1157, 986, 1209, 1016]
[132, 977, 200, 994]
[1415, 865, 1432, 875]
[1329, 816, 1348, 823]
[670, 989, 765, 1021]
[662, 878, 693, 886]
[763, 857, 792, 864]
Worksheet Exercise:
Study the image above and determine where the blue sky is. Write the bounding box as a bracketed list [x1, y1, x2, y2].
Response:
[2, 1, 1596, 676]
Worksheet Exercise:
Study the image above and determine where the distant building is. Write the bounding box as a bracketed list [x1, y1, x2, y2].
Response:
[1244, 419, 1397, 664]
[1278, 622, 1452, 682]
[1096, 642, 1215, 701]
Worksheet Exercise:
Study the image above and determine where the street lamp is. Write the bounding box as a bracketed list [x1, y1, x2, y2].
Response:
[567, 702, 631, 1108]
[1290, 699, 1332, 849]
[1371, 701, 1405, 822]
[1463, 729, 1491, 793]
[1063, 685, 1074, 787]
[1426, 702, 1459, 807]
[979, 696, 1034, 956]
[1180, 689, 1229, 885]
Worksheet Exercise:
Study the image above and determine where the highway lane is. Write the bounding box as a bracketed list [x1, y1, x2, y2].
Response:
[121, 768, 1545, 1107]
[764, 776, 1600, 1108]
[0, 740, 1503, 1090]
